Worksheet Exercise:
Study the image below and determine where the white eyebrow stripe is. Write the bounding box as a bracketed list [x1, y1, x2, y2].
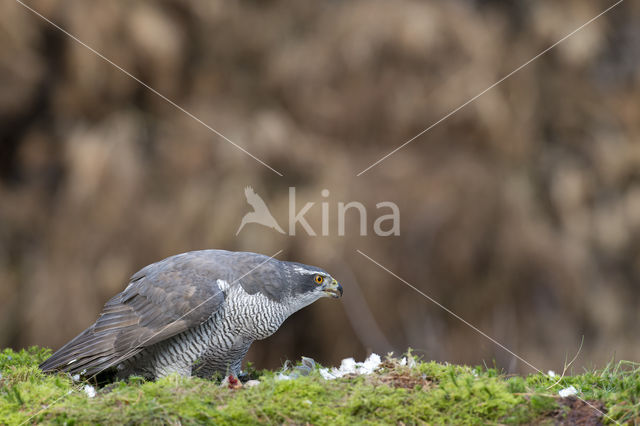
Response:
[293, 267, 321, 275]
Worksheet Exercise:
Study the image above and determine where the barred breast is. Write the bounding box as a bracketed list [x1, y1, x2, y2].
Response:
[116, 285, 291, 379]
[193, 285, 291, 378]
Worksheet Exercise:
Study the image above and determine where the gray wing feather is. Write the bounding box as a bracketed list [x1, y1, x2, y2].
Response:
[40, 252, 227, 376]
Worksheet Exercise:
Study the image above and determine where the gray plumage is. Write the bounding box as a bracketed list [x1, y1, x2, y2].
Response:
[39, 250, 343, 379]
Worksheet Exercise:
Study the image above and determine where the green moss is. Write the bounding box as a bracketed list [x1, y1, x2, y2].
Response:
[1, 348, 638, 424]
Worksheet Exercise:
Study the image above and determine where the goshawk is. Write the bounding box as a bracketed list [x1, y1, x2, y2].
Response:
[39, 250, 343, 379]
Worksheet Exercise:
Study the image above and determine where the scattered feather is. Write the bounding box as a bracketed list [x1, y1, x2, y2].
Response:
[279, 354, 382, 381]
[558, 385, 578, 397]
[276, 373, 292, 381]
[277, 357, 318, 380]
[319, 353, 382, 380]
[83, 385, 96, 398]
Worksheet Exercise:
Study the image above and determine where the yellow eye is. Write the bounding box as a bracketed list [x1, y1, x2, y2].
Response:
[314, 275, 324, 284]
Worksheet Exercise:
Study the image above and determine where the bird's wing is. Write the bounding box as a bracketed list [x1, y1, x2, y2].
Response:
[40, 252, 227, 376]
[244, 186, 269, 211]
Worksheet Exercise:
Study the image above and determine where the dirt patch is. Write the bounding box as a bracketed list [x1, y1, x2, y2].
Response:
[376, 361, 434, 390]
[551, 396, 607, 425]
[378, 372, 433, 389]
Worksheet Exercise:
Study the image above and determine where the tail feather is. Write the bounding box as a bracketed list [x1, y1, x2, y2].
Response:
[39, 327, 118, 374]
[40, 328, 91, 372]
[65, 353, 121, 377]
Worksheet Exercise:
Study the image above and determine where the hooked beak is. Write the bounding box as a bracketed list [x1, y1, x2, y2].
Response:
[323, 278, 343, 298]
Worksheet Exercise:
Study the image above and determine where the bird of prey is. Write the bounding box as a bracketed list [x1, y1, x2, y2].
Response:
[236, 186, 285, 235]
[39, 250, 342, 380]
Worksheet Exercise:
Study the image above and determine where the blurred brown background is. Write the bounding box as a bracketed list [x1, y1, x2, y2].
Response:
[1, 0, 639, 374]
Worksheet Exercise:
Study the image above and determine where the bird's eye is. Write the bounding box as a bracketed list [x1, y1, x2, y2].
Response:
[314, 275, 324, 284]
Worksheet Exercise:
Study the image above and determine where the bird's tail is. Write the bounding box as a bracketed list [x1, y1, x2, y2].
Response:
[39, 327, 128, 376]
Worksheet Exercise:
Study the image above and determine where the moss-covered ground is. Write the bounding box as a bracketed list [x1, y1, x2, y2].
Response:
[1, 347, 639, 424]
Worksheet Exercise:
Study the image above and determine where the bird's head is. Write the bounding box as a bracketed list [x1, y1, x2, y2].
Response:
[281, 261, 343, 310]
